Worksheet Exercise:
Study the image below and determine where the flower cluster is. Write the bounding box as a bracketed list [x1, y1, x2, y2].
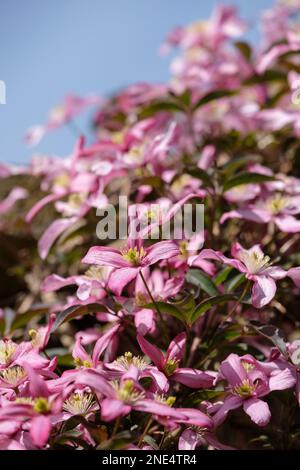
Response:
[1, 0, 300, 450]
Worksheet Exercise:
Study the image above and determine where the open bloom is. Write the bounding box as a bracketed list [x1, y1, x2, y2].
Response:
[211, 353, 295, 427]
[190, 243, 298, 308]
[82, 238, 180, 295]
[137, 333, 215, 388]
[221, 193, 300, 233]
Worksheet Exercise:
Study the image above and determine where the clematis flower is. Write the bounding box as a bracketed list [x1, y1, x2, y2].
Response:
[74, 366, 212, 428]
[82, 238, 180, 296]
[190, 243, 299, 308]
[221, 193, 300, 233]
[211, 353, 295, 427]
[72, 324, 120, 369]
[137, 333, 215, 388]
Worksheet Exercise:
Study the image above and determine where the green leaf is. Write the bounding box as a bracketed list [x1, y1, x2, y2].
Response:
[138, 100, 183, 119]
[190, 294, 237, 324]
[186, 389, 225, 406]
[185, 166, 214, 189]
[97, 431, 136, 450]
[234, 41, 252, 61]
[225, 273, 246, 293]
[221, 154, 261, 176]
[10, 306, 49, 332]
[51, 303, 108, 332]
[222, 172, 276, 192]
[214, 266, 233, 286]
[192, 89, 236, 111]
[186, 269, 219, 296]
[141, 301, 184, 323]
[243, 69, 286, 85]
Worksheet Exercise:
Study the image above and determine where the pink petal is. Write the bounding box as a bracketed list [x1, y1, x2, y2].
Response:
[212, 396, 243, 427]
[269, 368, 296, 391]
[38, 217, 78, 259]
[134, 308, 155, 336]
[42, 274, 80, 292]
[92, 324, 120, 365]
[166, 332, 186, 363]
[176, 408, 213, 428]
[30, 416, 51, 447]
[178, 429, 198, 450]
[137, 334, 164, 369]
[220, 353, 247, 386]
[243, 398, 271, 426]
[287, 267, 300, 287]
[252, 276, 276, 308]
[26, 193, 64, 223]
[82, 246, 129, 268]
[221, 208, 271, 225]
[171, 368, 215, 388]
[101, 398, 131, 421]
[143, 241, 180, 266]
[108, 267, 139, 295]
[24, 365, 49, 398]
[275, 214, 300, 233]
[0, 187, 28, 214]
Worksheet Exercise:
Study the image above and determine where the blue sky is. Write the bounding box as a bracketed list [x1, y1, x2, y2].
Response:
[0, 0, 273, 164]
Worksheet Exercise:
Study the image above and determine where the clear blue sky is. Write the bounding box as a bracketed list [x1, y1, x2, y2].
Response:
[0, 0, 273, 164]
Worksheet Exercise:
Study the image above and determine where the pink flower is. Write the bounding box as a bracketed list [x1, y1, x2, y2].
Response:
[137, 333, 215, 388]
[191, 243, 298, 308]
[82, 238, 180, 296]
[221, 193, 300, 233]
[211, 353, 295, 427]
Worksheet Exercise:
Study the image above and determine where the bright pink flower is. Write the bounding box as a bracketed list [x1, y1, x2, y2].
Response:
[137, 333, 215, 388]
[191, 243, 299, 308]
[221, 193, 300, 233]
[211, 353, 295, 427]
[82, 238, 180, 296]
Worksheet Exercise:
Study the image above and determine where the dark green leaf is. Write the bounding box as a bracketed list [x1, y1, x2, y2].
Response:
[186, 269, 219, 296]
[243, 69, 286, 85]
[51, 303, 108, 332]
[192, 89, 236, 111]
[190, 294, 237, 324]
[214, 266, 233, 286]
[222, 172, 276, 192]
[226, 273, 246, 293]
[234, 41, 252, 61]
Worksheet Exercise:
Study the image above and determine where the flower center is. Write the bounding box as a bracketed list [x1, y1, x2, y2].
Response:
[233, 379, 256, 398]
[0, 340, 17, 366]
[122, 246, 145, 265]
[0, 365, 26, 386]
[16, 397, 51, 414]
[114, 351, 148, 370]
[74, 357, 92, 368]
[164, 358, 179, 376]
[241, 360, 255, 373]
[154, 393, 176, 407]
[266, 194, 288, 214]
[112, 379, 145, 404]
[63, 392, 95, 415]
[239, 250, 270, 274]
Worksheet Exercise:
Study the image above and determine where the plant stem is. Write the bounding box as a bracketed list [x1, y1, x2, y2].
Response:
[139, 271, 169, 341]
[138, 417, 153, 447]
